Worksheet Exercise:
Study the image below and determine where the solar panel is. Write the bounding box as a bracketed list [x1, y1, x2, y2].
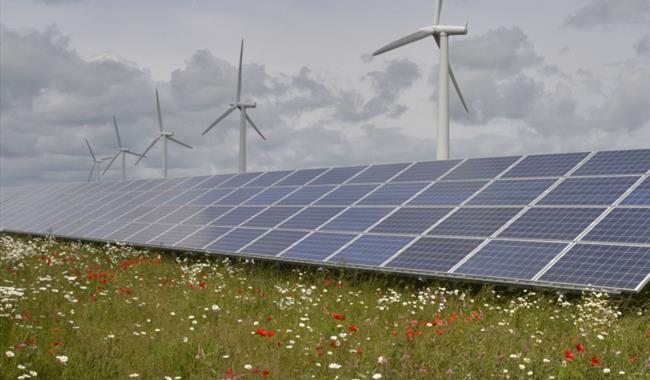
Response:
[443, 156, 520, 180]
[276, 168, 327, 186]
[193, 174, 235, 188]
[157, 206, 203, 224]
[206, 228, 267, 252]
[156, 224, 202, 246]
[621, 177, 650, 205]
[468, 179, 555, 206]
[175, 226, 232, 249]
[215, 188, 264, 205]
[320, 207, 393, 232]
[391, 160, 460, 182]
[371, 207, 453, 234]
[500, 207, 604, 240]
[315, 184, 378, 205]
[386, 237, 483, 272]
[310, 166, 368, 185]
[188, 188, 234, 205]
[503, 152, 589, 178]
[277, 185, 335, 205]
[245, 186, 298, 205]
[135, 206, 177, 223]
[243, 230, 308, 256]
[328, 235, 414, 266]
[243, 207, 302, 228]
[408, 181, 488, 206]
[219, 172, 263, 188]
[539, 177, 639, 205]
[429, 207, 522, 237]
[358, 182, 428, 205]
[278, 207, 345, 230]
[583, 208, 650, 244]
[244, 170, 293, 187]
[212, 206, 265, 227]
[130, 223, 174, 244]
[281, 232, 356, 261]
[349, 163, 410, 183]
[572, 149, 650, 176]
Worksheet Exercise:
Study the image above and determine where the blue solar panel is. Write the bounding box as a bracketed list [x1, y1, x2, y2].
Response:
[104, 222, 148, 241]
[218, 172, 263, 188]
[154, 224, 202, 246]
[183, 206, 232, 225]
[386, 237, 483, 272]
[278, 207, 345, 230]
[243, 230, 309, 256]
[135, 206, 177, 223]
[276, 168, 328, 186]
[349, 163, 410, 183]
[244, 170, 293, 187]
[358, 182, 428, 205]
[320, 207, 393, 232]
[150, 177, 187, 191]
[315, 184, 378, 205]
[157, 206, 203, 224]
[193, 174, 235, 188]
[539, 177, 639, 205]
[621, 177, 650, 205]
[212, 206, 265, 226]
[130, 223, 174, 244]
[243, 207, 302, 228]
[245, 186, 298, 205]
[277, 185, 335, 205]
[430, 207, 522, 237]
[177, 176, 211, 188]
[371, 207, 453, 234]
[309, 166, 368, 185]
[166, 189, 208, 205]
[70, 220, 107, 238]
[583, 208, 650, 244]
[540, 244, 650, 290]
[408, 181, 488, 206]
[281, 232, 356, 261]
[573, 149, 650, 176]
[215, 188, 264, 205]
[85, 221, 124, 239]
[468, 179, 555, 206]
[146, 189, 186, 205]
[391, 160, 460, 182]
[175, 226, 232, 249]
[443, 156, 520, 180]
[503, 152, 589, 178]
[188, 188, 233, 205]
[207, 228, 267, 252]
[116, 206, 156, 222]
[500, 207, 604, 240]
[329, 235, 414, 266]
[455, 240, 567, 280]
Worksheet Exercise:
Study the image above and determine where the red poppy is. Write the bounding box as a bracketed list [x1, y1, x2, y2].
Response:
[576, 343, 585, 353]
[590, 356, 601, 367]
[266, 330, 276, 337]
[348, 324, 359, 332]
[267, 316, 273, 321]
[646, 332, 650, 338]
[332, 313, 346, 321]
[324, 279, 332, 286]
[262, 369, 270, 376]
[564, 350, 574, 361]
[52, 341, 62, 347]
[436, 328, 444, 336]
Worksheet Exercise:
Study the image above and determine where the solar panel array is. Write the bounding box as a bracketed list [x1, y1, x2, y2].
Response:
[1, 149, 649, 293]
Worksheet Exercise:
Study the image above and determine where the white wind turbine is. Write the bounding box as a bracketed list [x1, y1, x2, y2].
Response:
[135, 89, 193, 178]
[84, 138, 111, 182]
[102, 116, 144, 180]
[202, 39, 266, 173]
[373, 0, 469, 160]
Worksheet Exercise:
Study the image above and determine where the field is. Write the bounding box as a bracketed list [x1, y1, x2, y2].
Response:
[0, 233, 648, 379]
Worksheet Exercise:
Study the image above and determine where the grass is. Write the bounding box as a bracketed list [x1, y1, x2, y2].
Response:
[0, 233, 648, 379]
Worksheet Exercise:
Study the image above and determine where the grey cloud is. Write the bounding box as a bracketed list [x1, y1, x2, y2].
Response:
[635, 34, 649, 57]
[564, 0, 649, 28]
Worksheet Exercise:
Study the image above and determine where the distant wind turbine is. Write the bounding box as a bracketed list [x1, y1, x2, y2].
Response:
[202, 39, 266, 173]
[373, 0, 469, 160]
[102, 116, 144, 180]
[135, 89, 193, 178]
[84, 138, 111, 182]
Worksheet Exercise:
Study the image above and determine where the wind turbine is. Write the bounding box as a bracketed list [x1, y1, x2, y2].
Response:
[84, 138, 111, 182]
[201, 39, 266, 173]
[373, 0, 469, 160]
[102, 116, 144, 180]
[135, 89, 193, 178]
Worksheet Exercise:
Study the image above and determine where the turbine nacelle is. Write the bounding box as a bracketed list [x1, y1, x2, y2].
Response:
[420, 24, 468, 36]
[230, 102, 257, 109]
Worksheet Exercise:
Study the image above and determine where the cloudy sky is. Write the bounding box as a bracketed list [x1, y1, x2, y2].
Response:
[1, 0, 648, 186]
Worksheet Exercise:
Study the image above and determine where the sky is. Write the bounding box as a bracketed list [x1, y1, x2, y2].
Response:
[0, 0, 648, 186]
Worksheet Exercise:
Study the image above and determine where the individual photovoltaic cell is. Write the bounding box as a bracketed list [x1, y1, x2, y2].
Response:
[391, 160, 460, 182]
[105, 222, 149, 241]
[309, 166, 368, 185]
[243, 207, 302, 228]
[320, 207, 393, 232]
[539, 177, 639, 205]
[150, 177, 188, 191]
[129, 223, 174, 244]
[583, 208, 650, 244]
[429, 207, 522, 237]
[500, 207, 604, 241]
[278, 207, 345, 230]
[157, 206, 203, 224]
[503, 152, 589, 178]
[243, 230, 309, 256]
[443, 156, 520, 180]
[621, 177, 650, 206]
[328, 235, 413, 267]
[116, 206, 156, 222]
[146, 189, 186, 205]
[188, 188, 233, 205]
[193, 174, 235, 189]
[244, 170, 293, 187]
[175, 226, 232, 249]
[277, 185, 335, 205]
[573, 149, 650, 176]
[275, 168, 328, 186]
[386, 237, 483, 272]
[408, 181, 487, 206]
[245, 187, 298, 205]
[183, 207, 232, 226]
[218, 172, 263, 188]
[135, 206, 177, 223]
[165, 189, 208, 205]
[281, 232, 356, 261]
[371, 207, 453, 235]
[214, 187, 264, 205]
[358, 182, 428, 205]
[207, 228, 267, 252]
[315, 184, 378, 206]
[539, 244, 650, 290]
[153, 224, 202, 246]
[212, 206, 265, 226]
[98, 203, 140, 221]
[176, 176, 210, 188]
[455, 240, 567, 280]
[468, 179, 556, 206]
[349, 163, 410, 183]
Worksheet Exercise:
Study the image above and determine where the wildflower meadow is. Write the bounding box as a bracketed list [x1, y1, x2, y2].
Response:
[0, 233, 648, 379]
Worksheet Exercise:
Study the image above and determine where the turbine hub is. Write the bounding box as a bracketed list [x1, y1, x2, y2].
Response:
[160, 131, 173, 136]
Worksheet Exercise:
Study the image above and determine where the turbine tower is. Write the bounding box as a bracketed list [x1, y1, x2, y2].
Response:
[202, 39, 266, 173]
[373, 0, 469, 160]
[102, 116, 144, 180]
[135, 89, 193, 178]
[84, 138, 110, 182]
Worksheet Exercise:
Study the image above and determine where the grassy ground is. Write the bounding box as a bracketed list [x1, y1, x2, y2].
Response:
[0, 233, 648, 379]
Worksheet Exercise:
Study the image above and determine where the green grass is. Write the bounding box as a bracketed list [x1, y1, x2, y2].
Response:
[0, 233, 648, 379]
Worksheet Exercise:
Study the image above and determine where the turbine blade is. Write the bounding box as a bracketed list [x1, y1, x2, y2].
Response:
[373, 28, 434, 56]
[84, 138, 96, 161]
[113, 115, 122, 149]
[202, 105, 237, 135]
[168, 136, 193, 149]
[135, 136, 161, 165]
[237, 39, 244, 102]
[245, 113, 266, 140]
[88, 163, 95, 182]
[434, 0, 443, 25]
[124, 150, 143, 157]
[155, 88, 163, 132]
[433, 35, 469, 113]
[102, 152, 120, 175]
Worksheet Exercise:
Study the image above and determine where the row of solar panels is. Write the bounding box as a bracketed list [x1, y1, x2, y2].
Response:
[1, 149, 649, 292]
